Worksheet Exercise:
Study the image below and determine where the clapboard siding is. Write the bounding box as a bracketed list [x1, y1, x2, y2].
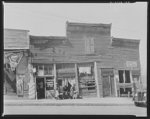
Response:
[67, 40, 85, 55]
[4, 29, 29, 49]
[94, 36, 110, 55]
[66, 22, 111, 55]
[30, 22, 140, 71]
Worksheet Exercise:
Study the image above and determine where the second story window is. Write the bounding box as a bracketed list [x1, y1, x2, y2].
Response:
[85, 38, 94, 54]
[118, 70, 131, 83]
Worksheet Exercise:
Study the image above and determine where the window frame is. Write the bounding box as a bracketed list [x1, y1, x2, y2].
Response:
[118, 70, 131, 83]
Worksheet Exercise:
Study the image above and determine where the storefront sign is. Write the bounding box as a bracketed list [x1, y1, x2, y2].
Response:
[46, 77, 54, 90]
[126, 61, 137, 68]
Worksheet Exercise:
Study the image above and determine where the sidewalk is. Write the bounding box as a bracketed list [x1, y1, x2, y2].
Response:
[4, 94, 134, 106]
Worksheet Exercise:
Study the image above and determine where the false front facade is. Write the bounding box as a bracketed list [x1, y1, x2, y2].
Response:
[29, 22, 141, 99]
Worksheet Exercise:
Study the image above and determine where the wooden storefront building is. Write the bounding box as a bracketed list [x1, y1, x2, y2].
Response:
[29, 22, 141, 98]
[4, 28, 36, 98]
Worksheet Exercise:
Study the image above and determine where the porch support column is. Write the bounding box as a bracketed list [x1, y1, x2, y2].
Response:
[130, 70, 134, 96]
[130, 70, 133, 83]
[54, 63, 57, 90]
[114, 69, 118, 97]
[94, 62, 100, 98]
[123, 70, 126, 92]
[75, 63, 79, 93]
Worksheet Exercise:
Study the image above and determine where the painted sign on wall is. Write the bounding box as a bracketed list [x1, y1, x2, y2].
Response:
[16, 75, 24, 96]
[6, 53, 23, 71]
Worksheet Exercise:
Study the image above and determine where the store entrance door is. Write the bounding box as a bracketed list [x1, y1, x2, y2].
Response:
[102, 75, 111, 97]
[102, 75, 114, 97]
[36, 77, 45, 99]
[101, 68, 115, 97]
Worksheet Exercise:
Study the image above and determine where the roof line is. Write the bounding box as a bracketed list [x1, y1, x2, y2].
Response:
[30, 35, 67, 39]
[4, 28, 30, 32]
[66, 21, 112, 27]
[112, 37, 140, 43]
[30, 35, 66, 37]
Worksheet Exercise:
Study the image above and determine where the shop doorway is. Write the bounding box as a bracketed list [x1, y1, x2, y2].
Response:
[36, 77, 45, 99]
[101, 68, 115, 97]
[102, 75, 115, 97]
[78, 63, 97, 98]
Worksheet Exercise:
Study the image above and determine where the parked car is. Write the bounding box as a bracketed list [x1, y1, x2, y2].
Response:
[134, 90, 147, 107]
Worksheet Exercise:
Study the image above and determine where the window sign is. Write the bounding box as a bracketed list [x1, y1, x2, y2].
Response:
[46, 77, 54, 90]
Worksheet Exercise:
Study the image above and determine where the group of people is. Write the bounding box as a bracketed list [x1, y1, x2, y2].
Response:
[55, 82, 78, 100]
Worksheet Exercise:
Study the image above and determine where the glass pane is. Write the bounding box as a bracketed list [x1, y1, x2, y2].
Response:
[44, 65, 48, 75]
[125, 70, 130, 83]
[48, 65, 53, 75]
[119, 70, 124, 83]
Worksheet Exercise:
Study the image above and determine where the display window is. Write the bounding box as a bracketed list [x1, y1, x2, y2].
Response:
[118, 70, 131, 83]
[34, 64, 54, 76]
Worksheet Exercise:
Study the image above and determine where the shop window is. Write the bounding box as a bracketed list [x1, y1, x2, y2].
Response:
[118, 70, 124, 83]
[120, 88, 132, 97]
[120, 88, 124, 95]
[44, 65, 53, 75]
[79, 66, 92, 77]
[39, 65, 43, 70]
[36, 64, 54, 76]
[118, 70, 131, 83]
[125, 70, 130, 83]
[38, 65, 44, 76]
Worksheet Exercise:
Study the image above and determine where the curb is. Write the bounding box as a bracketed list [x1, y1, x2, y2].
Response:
[4, 102, 134, 106]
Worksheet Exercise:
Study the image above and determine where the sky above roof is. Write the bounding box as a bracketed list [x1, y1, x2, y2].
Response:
[3, 2, 147, 86]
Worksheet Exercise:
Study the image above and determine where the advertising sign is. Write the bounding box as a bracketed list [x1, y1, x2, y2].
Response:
[46, 77, 54, 90]
[16, 75, 24, 96]
[126, 61, 137, 68]
[7, 53, 23, 71]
